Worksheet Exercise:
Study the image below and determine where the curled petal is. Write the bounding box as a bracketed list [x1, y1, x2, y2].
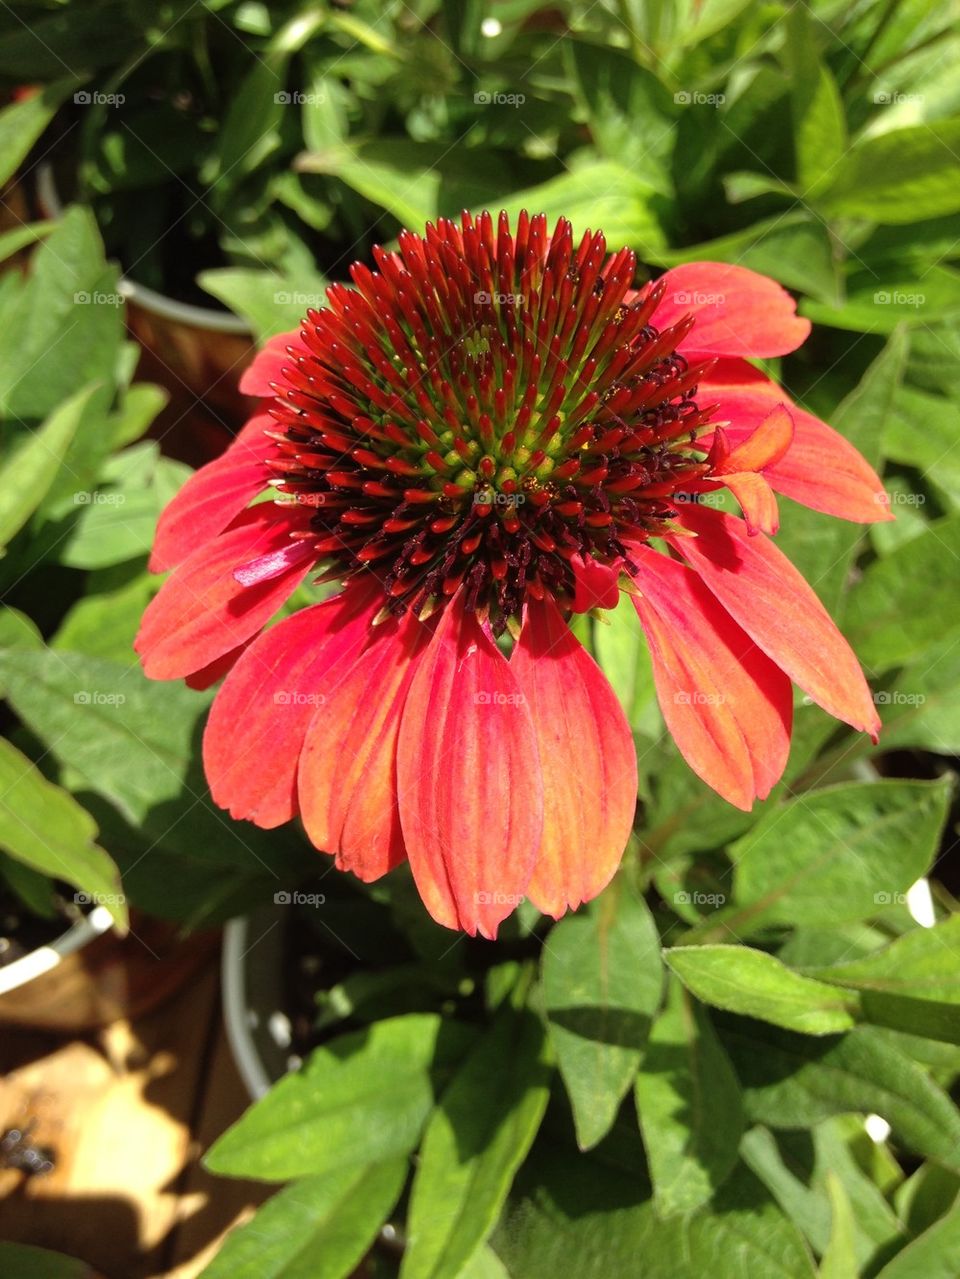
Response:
[569, 552, 621, 612]
[668, 505, 880, 738]
[712, 405, 794, 474]
[299, 610, 433, 881]
[654, 263, 811, 358]
[628, 546, 792, 809]
[135, 506, 314, 681]
[721, 472, 780, 536]
[397, 599, 543, 938]
[238, 330, 308, 397]
[511, 596, 636, 916]
[149, 414, 274, 573]
[203, 584, 379, 828]
[700, 360, 891, 523]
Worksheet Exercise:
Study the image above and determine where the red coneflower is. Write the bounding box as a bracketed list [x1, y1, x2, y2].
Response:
[136, 212, 886, 938]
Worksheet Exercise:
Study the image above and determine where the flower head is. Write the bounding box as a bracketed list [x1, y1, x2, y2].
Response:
[136, 212, 887, 937]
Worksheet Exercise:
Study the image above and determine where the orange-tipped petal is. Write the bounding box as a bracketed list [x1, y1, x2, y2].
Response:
[511, 596, 636, 917]
[149, 414, 275, 573]
[397, 599, 543, 938]
[298, 610, 432, 881]
[628, 546, 792, 809]
[238, 331, 308, 397]
[721, 471, 781, 536]
[700, 360, 891, 523]
[668, 506, 880, 738]
[713, 404, 794, 474]
[202, 584, 379, 828]
[135, 506, 315, 681]
[655, 263, 811, 358]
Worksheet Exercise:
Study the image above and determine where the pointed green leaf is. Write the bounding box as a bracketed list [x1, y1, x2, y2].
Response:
[543, 887, 662, 1148]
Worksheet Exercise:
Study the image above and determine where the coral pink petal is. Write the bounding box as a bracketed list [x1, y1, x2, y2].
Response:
[655, 263, 810, 358]
[667, 506, 880, 737]
[628, 546, 792, 809]
[149, 414, 275, 573]
[135, 506, 314, 681]
[202, 584, 379, 828]
[511, 596, 636, 916]
[238, 330, 309, 397]
[714, 405, 794, 473]
[397, 599, 543, 939]
[185, 640, 252, 691]
[569, 553, 621, 613]
[701, 360, 890, 522]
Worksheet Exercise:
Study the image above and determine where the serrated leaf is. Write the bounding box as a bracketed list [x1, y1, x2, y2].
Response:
[635, 978, 743, 1215]
[199, 1159, 406, 1279]
[401, 1000, 551, 1279]
[721, 1021, 960, 1172]
[0, 648, 207, 824]
[718, 780, 952, 936]
[542, 887, 662, 1149]
[206, 1015, 475, 1182]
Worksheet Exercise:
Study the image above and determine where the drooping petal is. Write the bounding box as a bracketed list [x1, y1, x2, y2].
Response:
[569, 552, 621, 613]
[654, 263, 811, 359]
[628, 546, 792, 808]
[149, 414, 274, 573]
[700, 360, 891, 523]
[238, 330, 308, 397]
[298, 610, 433, 881]
[711, 405, 794, 474]
[720, 471, 780, 536]
[667, 505, 880, 737]
[397, 599, 543, 939]
[135, 506, 315, 681]
[202, 583, 379, 828]
[511, 595, 636, 916]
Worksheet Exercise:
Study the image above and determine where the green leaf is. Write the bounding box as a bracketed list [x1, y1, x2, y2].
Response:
[0, 737, 126, 929]
[491, 163, 666, 253]
[0, 648, 207, 824]
[0, 384, 97, 552]
[819, 119, 960, 223]
[401, 999, 551, 1279]
[808, 916, 960, 1043]
[720, 781, 951, 935]
[0, 606, 42, 652]
[0, 1242, 94, 1279]
[819, 1173, 858, 1279]
[875, 1198, 960, 1278]
[726, 777, 956, 931]
[0, 206, 123, 421]
[206, 1015, 475, 1182]
[0, 221, 56, 265]
[846, 515, 960, 670]
[198, 267, 328, 340]
[53, 568, 159, 665]
[635, 978, 743, 1215]
[593, 596, 658, 732]
[721, 1021, 960, 1172]
[491, 1152, 816, 1279]
[199, 1159, 406, 1279]
[0, 80, 77, 186]
[784, 9, 847, 193]
[664, 947, 859, 1036]
[542, 887, 662, 1149]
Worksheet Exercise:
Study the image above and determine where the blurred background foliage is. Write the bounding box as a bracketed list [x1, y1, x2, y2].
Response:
[2, 2, 960, 1277]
